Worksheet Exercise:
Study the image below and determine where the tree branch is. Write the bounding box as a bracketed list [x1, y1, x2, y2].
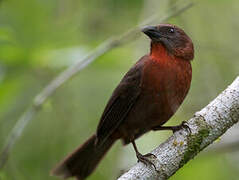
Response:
[118, 76, 239, 180]
[0, 2, 194, 169]
[205, 123, 239, 153]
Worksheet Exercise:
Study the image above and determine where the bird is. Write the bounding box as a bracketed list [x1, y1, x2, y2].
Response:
[51, 23, 194, 180]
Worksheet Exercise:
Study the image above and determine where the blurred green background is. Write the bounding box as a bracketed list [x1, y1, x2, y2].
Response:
[0, 0, 238, 179]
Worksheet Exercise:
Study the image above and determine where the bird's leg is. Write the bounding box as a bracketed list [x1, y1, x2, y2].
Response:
[152, 121, 191, 133]
[131, 140, 158, 171]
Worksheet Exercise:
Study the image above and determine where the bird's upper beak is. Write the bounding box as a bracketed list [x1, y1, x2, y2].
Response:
[141, 26, 161, 40]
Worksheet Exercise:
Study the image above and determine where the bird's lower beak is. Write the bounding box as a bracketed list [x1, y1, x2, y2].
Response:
[141, 26, 161, 40]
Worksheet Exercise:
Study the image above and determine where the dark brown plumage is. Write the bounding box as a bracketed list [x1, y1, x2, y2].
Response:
[51, 23, 194, 180]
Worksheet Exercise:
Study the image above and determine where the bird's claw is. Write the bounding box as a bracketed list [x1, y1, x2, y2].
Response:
[181, 121, 191, 134]
[142, 153, 157, 159]
[172, 121, 191, 134]
[136, 153, 158, 172]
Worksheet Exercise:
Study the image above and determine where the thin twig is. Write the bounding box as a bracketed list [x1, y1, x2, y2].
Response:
[0, 2, 194, 169]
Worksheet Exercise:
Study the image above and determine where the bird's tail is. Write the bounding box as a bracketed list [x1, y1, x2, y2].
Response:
[51, 134, 115, 180]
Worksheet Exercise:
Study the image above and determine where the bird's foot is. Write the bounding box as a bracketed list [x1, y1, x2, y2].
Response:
[136, 152, 158, 172]
[172, 121, 191, 133]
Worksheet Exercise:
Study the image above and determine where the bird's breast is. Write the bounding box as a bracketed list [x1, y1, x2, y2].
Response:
[141, 56, 192, 124]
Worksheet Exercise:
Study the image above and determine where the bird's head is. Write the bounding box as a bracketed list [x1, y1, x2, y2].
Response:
[142, 24, 194, 61]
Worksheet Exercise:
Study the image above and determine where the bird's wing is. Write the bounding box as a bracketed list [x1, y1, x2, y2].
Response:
[96, 56, 147, 145]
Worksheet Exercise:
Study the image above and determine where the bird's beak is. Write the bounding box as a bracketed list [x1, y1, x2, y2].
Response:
[141, 26, 161, 40]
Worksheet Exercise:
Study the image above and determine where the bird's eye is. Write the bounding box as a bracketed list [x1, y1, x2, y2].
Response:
[169, 28, 174, 33]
